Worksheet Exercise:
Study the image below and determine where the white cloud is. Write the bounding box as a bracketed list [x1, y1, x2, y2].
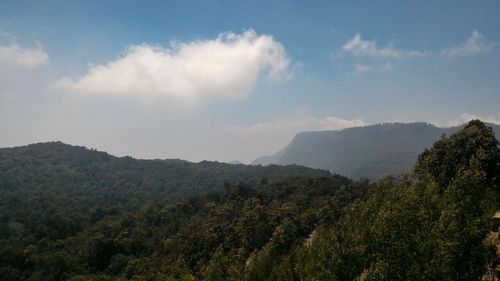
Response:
[0, 41, 48, 69]
[440, 31, 492, 57]
[354, 63, 372, 75]
[342, 33, 426, 59]
[455, 113, 500, 125]
[351, 61, 393, 75]
[0, 29, 12, 38]
[56, 30, 290, 105]
[226, 112, 366, 136]
[225, 112, 366, 162]
[437, 113, 500, 127]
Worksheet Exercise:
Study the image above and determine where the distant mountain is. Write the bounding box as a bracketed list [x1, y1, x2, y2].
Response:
[0, 141, 330, 201]
[252, 146, 287, 166]
[252, 122, 500, 179]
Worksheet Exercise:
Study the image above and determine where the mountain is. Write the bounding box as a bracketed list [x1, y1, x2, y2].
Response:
[252, 146, 287, 166]
[1, 120, 498, 281]
[252, 122, 500, 179]
[0, 141, 330, 202]
[0, 141, 354, 281]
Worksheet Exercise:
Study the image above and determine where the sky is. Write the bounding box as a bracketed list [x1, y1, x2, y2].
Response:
[1, 0, 500, 163]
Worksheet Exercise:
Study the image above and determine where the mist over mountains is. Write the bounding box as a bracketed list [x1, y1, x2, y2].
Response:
[252, 122, 500, 179]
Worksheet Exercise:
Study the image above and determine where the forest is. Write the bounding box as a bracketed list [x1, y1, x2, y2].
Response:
[1, 120, 499, 281]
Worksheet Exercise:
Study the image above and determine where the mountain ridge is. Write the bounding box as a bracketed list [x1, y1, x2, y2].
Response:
[252, 122, 500, 179]
[0, 141, 330, 199]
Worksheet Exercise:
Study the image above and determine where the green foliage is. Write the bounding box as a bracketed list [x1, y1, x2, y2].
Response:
[416, 119, 500, 189]
[0, 142, 363, 280]
[297, 120, 500, 281]
[1, 120, 499, 280]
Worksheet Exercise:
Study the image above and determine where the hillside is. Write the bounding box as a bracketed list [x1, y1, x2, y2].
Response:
[0, 141, 329, 201]
[252, 122, 500, 179]
[1, 120, 498, 280]
[0, 141, 359, 281]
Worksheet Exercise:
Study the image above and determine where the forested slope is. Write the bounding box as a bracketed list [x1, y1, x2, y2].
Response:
[1, 120, 499, 280]
[253, 122, 500, 179]
[0, 141, 329, 201]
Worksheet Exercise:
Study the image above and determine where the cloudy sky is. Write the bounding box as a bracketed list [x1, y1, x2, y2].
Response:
[1, 1, 500, 163]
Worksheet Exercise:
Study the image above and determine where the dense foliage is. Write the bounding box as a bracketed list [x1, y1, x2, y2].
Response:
[0, 174, 365, 280]
[1, 120, 499, 280]
[0, 141, 329, 210]
[293, 120, 500, 280]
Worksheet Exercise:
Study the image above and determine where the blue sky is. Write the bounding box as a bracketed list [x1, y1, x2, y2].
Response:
[1, 1, 499, 162]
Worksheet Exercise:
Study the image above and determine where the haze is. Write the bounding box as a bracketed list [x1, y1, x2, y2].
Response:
[1, 1, 500, 163]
